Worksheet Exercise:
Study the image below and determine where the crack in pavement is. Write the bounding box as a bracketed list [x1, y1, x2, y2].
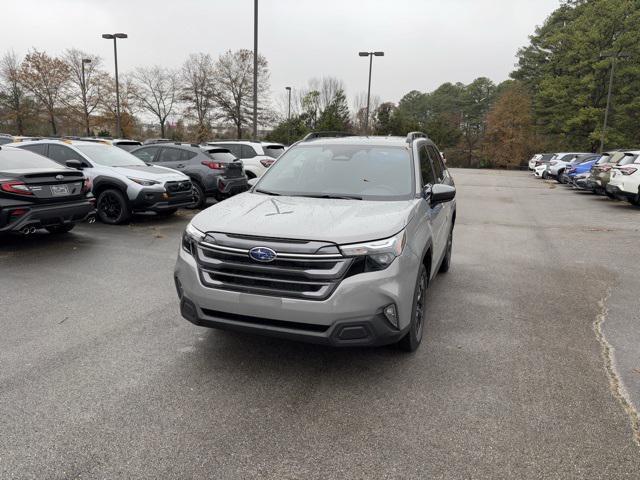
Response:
[594, 288, 640, 447]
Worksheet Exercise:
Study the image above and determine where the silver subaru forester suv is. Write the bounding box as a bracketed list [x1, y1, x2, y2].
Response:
[175, 132, 456, 351]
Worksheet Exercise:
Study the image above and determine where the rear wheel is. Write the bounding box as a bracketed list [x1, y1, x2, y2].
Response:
[187, 182, 207, 209]
[556, 170, 565, 183]
[398, 264, 428, 352]
[97, 189, 131, 225]
[631, 188, 640, 206]
[45, 224, 75, 234]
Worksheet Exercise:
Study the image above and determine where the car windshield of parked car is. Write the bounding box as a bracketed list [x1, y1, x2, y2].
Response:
[255, 144, 413, 200]
[263, 145, 285, 158]
[76, 144, 146, 167]
[0, 147, 63, 170]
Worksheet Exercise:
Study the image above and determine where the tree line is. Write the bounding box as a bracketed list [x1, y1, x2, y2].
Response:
[268, 0, 640, 168]
[3, 0, 638, 168]
[0, 48, 272, 142]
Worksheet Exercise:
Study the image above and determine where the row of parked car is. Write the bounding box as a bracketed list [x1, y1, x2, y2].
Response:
[528, 150, 640, 205]
[0, 134, 285, 236]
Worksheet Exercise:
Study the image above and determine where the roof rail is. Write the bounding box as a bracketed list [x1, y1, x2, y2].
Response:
[301, 131, 355, 142]
[406, 131, 428, 143]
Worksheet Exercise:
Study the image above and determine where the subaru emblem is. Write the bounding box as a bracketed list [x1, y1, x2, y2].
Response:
[249, 246, 277, 263]
[55, 174, 64, 180]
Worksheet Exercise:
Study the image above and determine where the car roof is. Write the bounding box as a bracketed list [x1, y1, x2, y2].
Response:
[14, 139, 107, 148]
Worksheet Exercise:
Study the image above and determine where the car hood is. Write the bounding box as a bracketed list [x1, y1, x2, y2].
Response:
[191, 192, 417, 244]
[113, 164, 188, 181]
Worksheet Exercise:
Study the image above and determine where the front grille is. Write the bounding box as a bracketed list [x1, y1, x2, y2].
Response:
[166, 180, 192, 193]
[200, 308, 329, 332]
[194, 234, 353, 300]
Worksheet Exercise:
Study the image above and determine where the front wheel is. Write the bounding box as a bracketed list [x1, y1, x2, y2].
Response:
[45, 224, 75, 234]
[97, 189, 131, 225]
[187, 182, 206, 209]
[398, 264, 427, 352]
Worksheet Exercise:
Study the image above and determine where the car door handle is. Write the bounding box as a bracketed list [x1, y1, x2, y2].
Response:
[176, 164, 185, 168]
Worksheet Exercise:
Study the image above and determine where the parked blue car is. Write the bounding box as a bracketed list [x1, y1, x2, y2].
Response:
[566, 154, 601, 189]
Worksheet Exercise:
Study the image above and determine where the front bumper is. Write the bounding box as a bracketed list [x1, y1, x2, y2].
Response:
[0, 199, 95, 233]
[131, 188, 194, 212]
[174, 245, 419, 346]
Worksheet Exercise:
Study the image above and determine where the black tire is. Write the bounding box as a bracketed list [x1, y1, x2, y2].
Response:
[97, 188, 131, 225]
[439, 228, 453, 273]
[187, 182, 206, 210]
[605, 189, 616, 200]
[45, 224, 75, 234]
[557, 170, 565, 183]
[398, 263, 428, 352]
[542, 171, 549, 179]
[631, 189, 640, 206]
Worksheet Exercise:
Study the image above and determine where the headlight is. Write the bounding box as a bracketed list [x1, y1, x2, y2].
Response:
[128, 177, 159, 186]
[340, 230, 406, 270]
[182, 223, 205, 255]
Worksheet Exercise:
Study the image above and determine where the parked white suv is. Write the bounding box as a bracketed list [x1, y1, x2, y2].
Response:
[205, 141, 285, 179]
[547, 152, 585, 181]
[606, 150, 640, 205]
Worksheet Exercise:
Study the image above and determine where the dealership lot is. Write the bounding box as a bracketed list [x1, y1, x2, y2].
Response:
[1, 169, 639, 478]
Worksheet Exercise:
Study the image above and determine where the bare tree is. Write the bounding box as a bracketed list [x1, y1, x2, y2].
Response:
[100, 75, 137, 138]
[0, 51, 27, 135]
[19, 49, 70, 135]
[352, 91, 380, 134]
[63, 49, 109, 136]
[211, 49, 271, 139]
[181, 53, 215, 142]
[131, 66, 178, 138]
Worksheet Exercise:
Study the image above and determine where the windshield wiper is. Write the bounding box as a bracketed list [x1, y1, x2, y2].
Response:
[294, 194, 362, 200]
[254, 188, 281, 196]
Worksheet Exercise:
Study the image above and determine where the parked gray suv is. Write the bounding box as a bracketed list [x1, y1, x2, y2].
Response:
[175, 132, 456, 351]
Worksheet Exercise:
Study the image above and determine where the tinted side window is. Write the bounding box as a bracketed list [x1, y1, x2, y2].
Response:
[419, 145, 436, 186]
[158, 148, 183, 163]
[18, 144, 47, 156]
[131, 146, 159, 162]
[218, 144, 242, 157]
[241, 145, 257, 158]
[179, 149, 198, 161]
[48, 144, 84, 165]
[427, 146, 445, 181]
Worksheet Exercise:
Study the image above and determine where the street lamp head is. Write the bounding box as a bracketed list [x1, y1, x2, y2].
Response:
[285, 86, 291, 91]
[358, 52, 369, 57]
[374, 51, 385, 56]
[114, 33, 128, 39]
[102, 34, 114, 39]
[82, 58, 92, 64]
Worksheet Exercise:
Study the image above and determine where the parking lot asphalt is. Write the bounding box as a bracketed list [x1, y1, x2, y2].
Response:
[1, 169, 639, 479]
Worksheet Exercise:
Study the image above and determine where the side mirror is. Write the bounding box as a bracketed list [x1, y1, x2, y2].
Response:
[429, 184, 456, 206]
[248, 177, 259, 187]
[66, 159, 83, 169]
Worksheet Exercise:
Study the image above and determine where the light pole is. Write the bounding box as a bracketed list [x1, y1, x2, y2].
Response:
[102, 33, 127, 138]
[81, 58, 91, 136]
[599, 51, 630, 153]
[358, 51, 384, 134]
[285, 86, 291, 145]
[253, 0, 258, 140]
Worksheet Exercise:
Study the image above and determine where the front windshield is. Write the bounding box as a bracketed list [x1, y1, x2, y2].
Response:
[255, 144, 413, 200]
[76, 144, 146, 167]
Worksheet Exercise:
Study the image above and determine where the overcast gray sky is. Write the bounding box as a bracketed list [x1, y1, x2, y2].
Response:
[3, 0, 559, 108]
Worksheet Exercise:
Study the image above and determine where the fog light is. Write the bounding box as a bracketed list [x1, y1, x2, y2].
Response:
[383, 303, 399, 329]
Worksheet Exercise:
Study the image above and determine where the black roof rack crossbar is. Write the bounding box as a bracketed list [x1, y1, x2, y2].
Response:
[301, 131, 356, 141]
[406, 131, 428, 143]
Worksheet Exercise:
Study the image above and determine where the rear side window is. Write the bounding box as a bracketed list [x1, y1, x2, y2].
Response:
[158, 148, 183, 162]
[131, 147, 159, 162]
[263, 145, 285, 158]
[0, 147, 62, 169]
[48, 144, 85, 165]
[418, 145, 436, 186]
[241, 145, 257, 158]
[207, 150, 236, 162]
[115, 142, 142, 152]
[18, 143, 47, 156]
[180, 150, 198, 161]
[0, 137, 12, 145]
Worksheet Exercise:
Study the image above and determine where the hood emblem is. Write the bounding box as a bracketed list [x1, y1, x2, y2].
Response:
[249, 246, 277, 263]
[55, 174, 64, 180]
